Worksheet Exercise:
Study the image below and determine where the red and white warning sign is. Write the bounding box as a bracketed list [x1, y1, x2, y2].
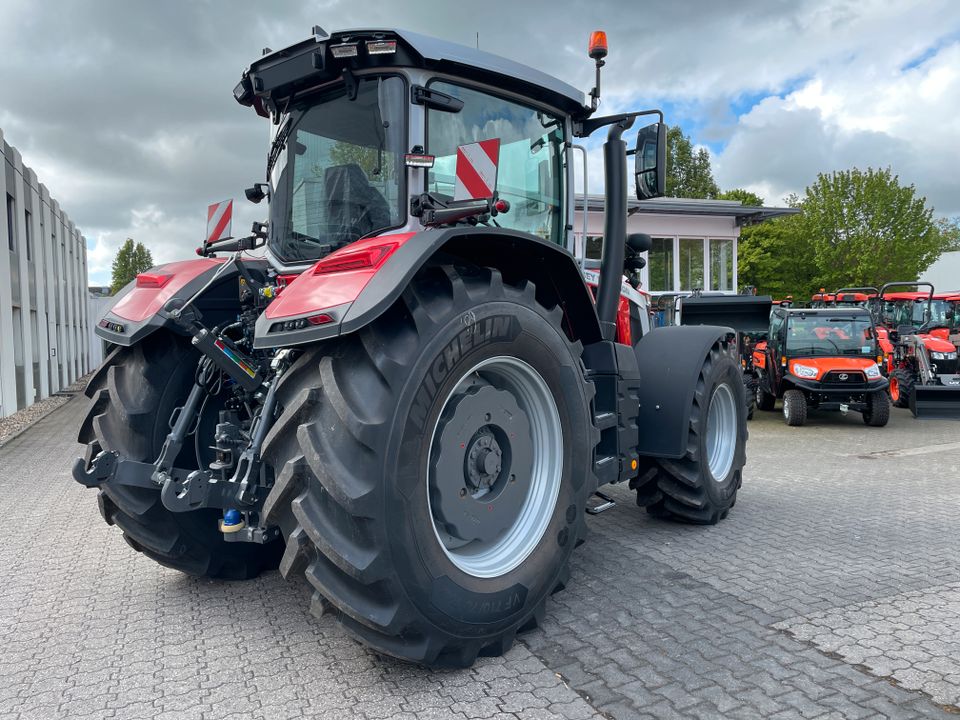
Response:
[206, 199, 233, 245]
[454, 139, 500, 201]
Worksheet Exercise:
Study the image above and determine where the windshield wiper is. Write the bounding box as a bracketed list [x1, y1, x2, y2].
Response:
[267, 116, 294, 177]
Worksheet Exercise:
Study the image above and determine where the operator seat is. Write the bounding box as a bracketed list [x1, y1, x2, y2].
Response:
[324, 163, 392, 246]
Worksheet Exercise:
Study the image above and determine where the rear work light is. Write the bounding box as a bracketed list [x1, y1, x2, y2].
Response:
[313, 242, 399, 275]
[136, 272, 172, 288]
[366, 40, 397, 55]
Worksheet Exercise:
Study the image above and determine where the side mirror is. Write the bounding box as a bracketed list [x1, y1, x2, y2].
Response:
[244, 183, 269, 204]
[635, 122, 666, 200]
[626, 233, 652, 253]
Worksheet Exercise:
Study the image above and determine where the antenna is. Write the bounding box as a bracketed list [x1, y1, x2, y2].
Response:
[476, 32, 479, 49]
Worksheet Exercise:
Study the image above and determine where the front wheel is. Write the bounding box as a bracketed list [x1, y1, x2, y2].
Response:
[890, 369, 913, 408]
[862, 391, 890, 427]
[632, 340, 747, 524]
[260, 264, 597, 666]
[783, 388, 807, 426]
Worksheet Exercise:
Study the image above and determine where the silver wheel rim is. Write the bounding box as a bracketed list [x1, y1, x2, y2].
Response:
[783, 395, 790, 420]
[706, 382, 737, 482]
[427, 356, 563, 578]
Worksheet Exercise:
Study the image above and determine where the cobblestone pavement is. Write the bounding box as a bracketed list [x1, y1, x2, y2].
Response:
[1, 397, 958, 719]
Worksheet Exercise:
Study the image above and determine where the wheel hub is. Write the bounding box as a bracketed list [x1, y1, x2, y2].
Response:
[431, 385, 532, 546]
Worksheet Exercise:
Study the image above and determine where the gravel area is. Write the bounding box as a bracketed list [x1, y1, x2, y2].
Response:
[0, 373, 91, 446]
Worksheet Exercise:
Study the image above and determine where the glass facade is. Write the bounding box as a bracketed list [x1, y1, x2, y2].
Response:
[710, 238, 734, 292]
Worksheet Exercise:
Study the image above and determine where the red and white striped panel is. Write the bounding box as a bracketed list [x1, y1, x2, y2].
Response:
[206, 199, 233, 244]
[454, 139, 500, 201]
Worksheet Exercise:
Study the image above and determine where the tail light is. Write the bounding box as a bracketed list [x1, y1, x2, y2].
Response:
[136, 272, 172, 288]
[313, 242, 399, 275]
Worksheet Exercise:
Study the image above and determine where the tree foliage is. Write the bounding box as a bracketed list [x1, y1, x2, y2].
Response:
[936, 216, 960, 252]
[800, 167, 948, 290]
[665, 126, 719, 199]
[718, 188, 765, 207]
[736, 167, 950, 299]
[737, 215, 816, 300]
[110, 238, 154, 294]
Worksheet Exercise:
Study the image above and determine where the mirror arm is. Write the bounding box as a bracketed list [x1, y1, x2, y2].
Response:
[576, 109, 663, 139]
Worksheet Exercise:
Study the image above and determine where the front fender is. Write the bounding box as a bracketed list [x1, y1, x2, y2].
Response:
[634, 325, 738, 459]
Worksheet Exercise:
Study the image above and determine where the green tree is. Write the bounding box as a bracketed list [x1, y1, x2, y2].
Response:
[110, 238, 155, 294]
[800, 167, 948, 290]
[737, 214, 817, 300]
[665, 126, 719, 199]
[718, 188, 765, 207]
[936, 216, 960, 251]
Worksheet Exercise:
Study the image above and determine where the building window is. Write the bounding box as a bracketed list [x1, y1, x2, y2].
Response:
[24, 209, 32, 261]
[585, 235, 603, 260]
[648, 237, 674, 292]
[679, 238, 705, 291]
[710, 238, 734, 292]
[5, 194, 15, 253]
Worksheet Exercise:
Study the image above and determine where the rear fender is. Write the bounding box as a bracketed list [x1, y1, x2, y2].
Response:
[94, 258, 265, 347]
[254, 228, 601, 348]
[634, 325, 740, 460]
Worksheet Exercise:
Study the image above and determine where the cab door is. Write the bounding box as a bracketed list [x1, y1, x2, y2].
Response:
[766, 310, 787, 395]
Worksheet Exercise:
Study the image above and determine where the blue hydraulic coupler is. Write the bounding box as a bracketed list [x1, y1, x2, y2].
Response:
[220, 508, 245, 533]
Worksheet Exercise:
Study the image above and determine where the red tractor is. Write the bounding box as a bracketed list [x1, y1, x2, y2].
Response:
[878, 282, 960, 416]
[73, 28, 748, 666]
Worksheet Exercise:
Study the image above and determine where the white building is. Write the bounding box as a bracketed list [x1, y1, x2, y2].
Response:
[574, 196, 798, 297]
[1, 128, 91, 418]
[920, 250, 960, 294]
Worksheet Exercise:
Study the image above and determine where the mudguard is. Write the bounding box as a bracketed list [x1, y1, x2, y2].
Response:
[633, 324, 738, 459]
[93, 258, 267, 347]
[255, 227, 601, 348]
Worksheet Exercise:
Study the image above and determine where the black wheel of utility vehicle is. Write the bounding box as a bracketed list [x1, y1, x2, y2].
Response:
[782, 388, 807, 426]
[260, 264, 597, 667]
[745, 376, 757, 420]
[862, 390, 890, 427]
[889, 369, 913, 408]
[756, 381, 776, 411]
[77, 331, 283, 579]
[631, 339, 746, 524]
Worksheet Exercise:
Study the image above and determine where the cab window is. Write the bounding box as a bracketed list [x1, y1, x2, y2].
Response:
[425, 81, 565, 244]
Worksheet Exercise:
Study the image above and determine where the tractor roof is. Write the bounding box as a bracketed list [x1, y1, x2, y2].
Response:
[781, 307, 872, 318]
[882, 291, 931, 301]
[237, 28, 588, 118]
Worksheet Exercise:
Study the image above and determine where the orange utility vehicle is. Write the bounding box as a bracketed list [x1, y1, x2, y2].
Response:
[753, 306, 889, 426]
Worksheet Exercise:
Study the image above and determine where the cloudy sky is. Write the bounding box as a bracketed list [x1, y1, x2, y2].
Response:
[2, 0, 958, 284]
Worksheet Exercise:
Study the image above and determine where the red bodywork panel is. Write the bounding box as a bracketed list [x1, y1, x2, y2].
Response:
[615, 296, 632, 345]
[752, 340, 768, 369]
[918, 333, 956, 353]
[265, 233, 417, 320]
[111, 258, 225, 322]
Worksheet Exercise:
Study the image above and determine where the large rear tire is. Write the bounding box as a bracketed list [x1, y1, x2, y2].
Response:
[260, 264, 597, 667]
[77, 332, 283, 579]
[631, 340, 746, 524]
[756, 381, 776, 411]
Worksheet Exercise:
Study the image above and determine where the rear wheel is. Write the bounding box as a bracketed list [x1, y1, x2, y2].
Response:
[756, 381, 776, 411]
[862, 391, 890, 427]
[782, 388, 807, 426]
[890, 369, 914, 408]
[260, 264, 596, 666]
[631, 340, 746, 524]
[77, 332, 282, 579]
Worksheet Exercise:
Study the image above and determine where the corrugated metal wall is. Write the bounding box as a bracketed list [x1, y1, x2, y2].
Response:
[0, 128, 91, 418]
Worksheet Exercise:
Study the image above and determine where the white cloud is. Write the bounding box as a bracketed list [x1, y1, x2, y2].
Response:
[714, 40, 960, 213]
